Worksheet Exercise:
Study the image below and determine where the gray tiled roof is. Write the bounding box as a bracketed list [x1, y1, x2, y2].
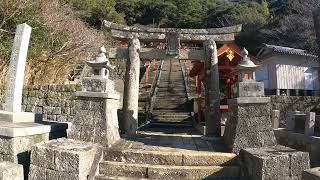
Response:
[257, 44, 318, 58]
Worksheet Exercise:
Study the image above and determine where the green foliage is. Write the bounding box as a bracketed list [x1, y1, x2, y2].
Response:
[114, 0, 318, 54]
[0, 2, 51, 59]
[65, 0, 125, 28]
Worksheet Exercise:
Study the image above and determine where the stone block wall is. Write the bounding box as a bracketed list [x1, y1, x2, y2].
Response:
[270, 95, 320, 128]
[0, 84, 81, 122]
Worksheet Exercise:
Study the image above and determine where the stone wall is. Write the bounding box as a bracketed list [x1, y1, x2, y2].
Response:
[270, 96, 320, 128]
[0, 85, 81, 122]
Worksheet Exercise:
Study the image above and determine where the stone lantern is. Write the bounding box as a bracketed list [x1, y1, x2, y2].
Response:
[237, 48, 258, 82]
[232, 48, 264, 98]
[74, 46, 121, 147]
[224, 48, 276, 153]
[80, 46, 117, 94]
[86, 46, 115, 79]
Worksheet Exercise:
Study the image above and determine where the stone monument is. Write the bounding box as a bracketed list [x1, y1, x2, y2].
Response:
[0, 23, 69, 179]
[71, 46, 121, 147]
[0, 23, 36, 122]
[223, 48, 277, 153]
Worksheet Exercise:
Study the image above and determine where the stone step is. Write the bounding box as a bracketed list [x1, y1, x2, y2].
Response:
[151, 119, 190, 123]
[154, 97, 188, 102]
[156, 87, 185, 90]
[99, 161, 240, 179]
[95, 175, 151, 180]
[156, 92, 186, 96]
[152, 111, 190, 116]
[152, 116, 190, 122]
[104, 149, 238, 166]
[152, 109, 190, 114]
[152, 114, 190, 119]
[153, 107, 188, 111]
[156, 90, 186, 93]
[154, 101, 187, 106]
[147, 122, 193, 129]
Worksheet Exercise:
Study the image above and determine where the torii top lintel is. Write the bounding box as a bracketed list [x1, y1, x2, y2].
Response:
[103, 20, 242, 43]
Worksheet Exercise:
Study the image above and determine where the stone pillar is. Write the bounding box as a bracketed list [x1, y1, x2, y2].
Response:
[4, 23, 31, 112]
[305, 112, 315, 136]
[271, 110, 280, 129]
[203, 39, 221, 137]
[122, 37, 141, 136]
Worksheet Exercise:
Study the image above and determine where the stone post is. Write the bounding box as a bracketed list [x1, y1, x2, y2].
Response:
[122, 36, 141, 136]
[203, 39, 221, 137]
[4, 23, 31, 112]
[305, 112, 315, 136]
[271, 110, 280, 129]
[287, 111, 299, 131]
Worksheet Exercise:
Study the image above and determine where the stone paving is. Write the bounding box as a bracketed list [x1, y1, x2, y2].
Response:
[111, 129, 228, 153]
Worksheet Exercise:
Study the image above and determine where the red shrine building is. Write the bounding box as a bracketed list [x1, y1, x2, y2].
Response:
[189, 43, 260, 123]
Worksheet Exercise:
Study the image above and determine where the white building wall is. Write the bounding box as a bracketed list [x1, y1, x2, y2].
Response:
[255, 53, 319, 90]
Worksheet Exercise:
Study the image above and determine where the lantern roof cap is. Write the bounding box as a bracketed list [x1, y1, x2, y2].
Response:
[237, 48, 259, 69]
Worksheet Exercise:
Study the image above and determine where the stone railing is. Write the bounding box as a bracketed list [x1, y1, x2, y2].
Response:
[149, 60, 164, 113]
[272, 110, 320, 166]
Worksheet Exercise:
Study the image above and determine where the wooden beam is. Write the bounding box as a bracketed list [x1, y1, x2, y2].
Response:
[110, 29, 235, 43]
[108, 48, 205, 60]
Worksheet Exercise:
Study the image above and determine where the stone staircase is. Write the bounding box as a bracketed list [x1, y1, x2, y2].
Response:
[94, 60, 241, 179]
[95, 132, 240, 180]
[149, 60, 192, 129]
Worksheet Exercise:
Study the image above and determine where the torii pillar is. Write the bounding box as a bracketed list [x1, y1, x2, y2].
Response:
[204, 39, 221, 137]
[122, 36, 141, 136]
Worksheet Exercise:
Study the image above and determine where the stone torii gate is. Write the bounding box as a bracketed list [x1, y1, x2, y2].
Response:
[103, 20, 242, 137]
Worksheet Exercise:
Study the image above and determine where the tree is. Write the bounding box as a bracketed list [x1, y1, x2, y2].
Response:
[65, 0, 125, 28]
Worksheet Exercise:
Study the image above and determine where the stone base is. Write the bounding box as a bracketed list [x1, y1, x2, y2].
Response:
[302, 167, 320, 180]
[240, 145, 310, 180]
[223, 97, 276, 153]
[0, 111, 38, 123]
[69, 95, 120, 147]
[82, 77, 115, 93]
[232, 81, 264, 97]
[0, 161, 24, 180]
[0, 121, 69, 178]
[29, 138, 103, 180]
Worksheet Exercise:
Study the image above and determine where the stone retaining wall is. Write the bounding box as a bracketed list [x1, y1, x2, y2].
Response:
[270, 96, 320, 128]
[0, 85, 81, 122]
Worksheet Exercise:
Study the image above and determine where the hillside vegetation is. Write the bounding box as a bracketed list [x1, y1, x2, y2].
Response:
[0, 0, 319, 85]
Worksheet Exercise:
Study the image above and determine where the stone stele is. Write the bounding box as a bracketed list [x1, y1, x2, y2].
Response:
[0, 23, 36, 123]
[4, 23, 31, 112]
